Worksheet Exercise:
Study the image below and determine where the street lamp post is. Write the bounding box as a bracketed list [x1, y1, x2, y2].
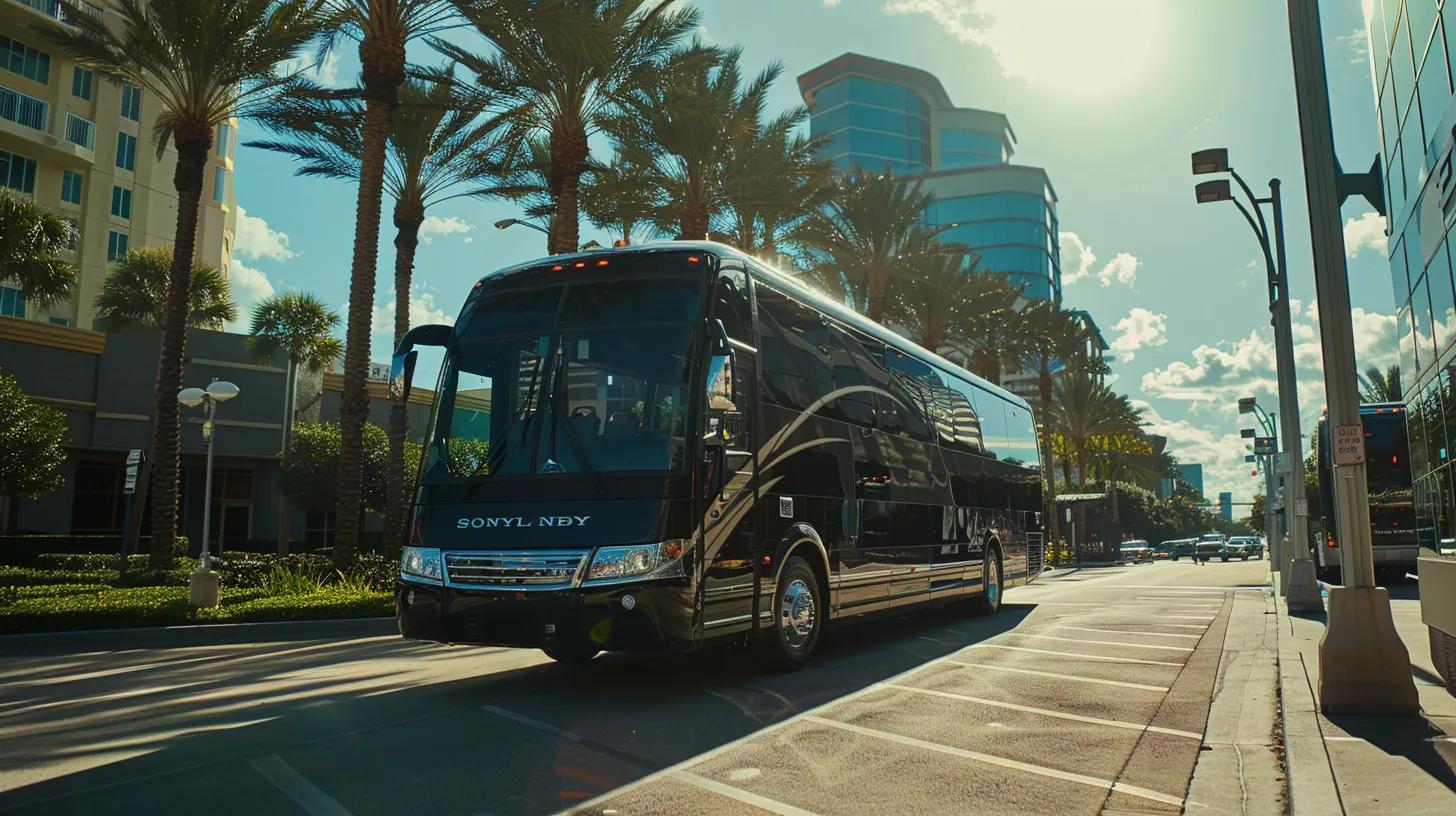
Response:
[1240, 399, 1280, 560]
[1192, 151, 1320, 610]
[177, 380, 240, 608]
[1285, 0, 1416, 713]
[494, 217, 550, 236]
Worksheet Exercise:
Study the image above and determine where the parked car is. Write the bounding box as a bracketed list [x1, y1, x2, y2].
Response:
[1161, 538, 1198, 560]
[1120, 539, 1152, 562]
[1197, 533, 1227, 562]
[1224, 536, 1263, 560]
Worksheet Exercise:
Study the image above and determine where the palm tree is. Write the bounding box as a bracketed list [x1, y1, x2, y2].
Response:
[249, 73, 495, 550]
[718, 122, 831, 258]
[247, 292, 342, 554]
[46, 0, 324, 569]
[0, 190, 75, 310]
[1359, 364, 1402, 402]
[443, 0, 699, 254]
[795, 171, 936, 321]
[1053, 373, 1143, 484]
[311, 0, 458, 567]
[889, 251, 1023, 365]
[95, 247, 237, 330]
[581, 155, 657, 245]
[1016, 300, 1106, 543]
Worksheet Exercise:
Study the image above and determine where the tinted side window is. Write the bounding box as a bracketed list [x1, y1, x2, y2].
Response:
[756, 285, 835, 413]
[881, 348, 934, 442]
[944, 378, 984, 453]
[828, 325, 881, 427]
[1003, 402, 1040, 470]
[972, 390, 1009, 461]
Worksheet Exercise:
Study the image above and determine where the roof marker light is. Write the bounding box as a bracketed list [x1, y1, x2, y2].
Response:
[551, 264, 564, 272]
[613, 239, 630, 248]
[574, 261, 587, 269]
[596, 259, 609, 267]
[687, 255, 700, 264]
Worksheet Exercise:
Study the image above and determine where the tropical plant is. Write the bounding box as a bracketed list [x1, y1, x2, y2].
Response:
[889, 252, 1023, 366]
[0, 190, 75, 310]
[249, 72, 494, 551]
[247, 292, 342, 554]
[94, 246, 237, 330]
[1358, 364, 1402, 403]
[717, 100, 830, 257]
[581, 154, 658, 245]
[1051, 373, 1144, 484]
[443, 0, 700, 254]
[46, 0, 326, 569]
[280, 420, 421, 515]
[795, 170, 937, 320]
[0, 373, 68, 532]
[309, 0, 459, 568]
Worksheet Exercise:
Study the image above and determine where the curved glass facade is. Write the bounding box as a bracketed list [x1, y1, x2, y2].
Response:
[811, 76, 931, 174]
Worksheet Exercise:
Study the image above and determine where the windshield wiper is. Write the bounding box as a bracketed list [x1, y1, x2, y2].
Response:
[543, 348, 606, 495]
[461, 346, 551, 499]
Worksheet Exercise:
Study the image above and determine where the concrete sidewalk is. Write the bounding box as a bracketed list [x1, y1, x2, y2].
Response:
[1275, 579, 1456, 815]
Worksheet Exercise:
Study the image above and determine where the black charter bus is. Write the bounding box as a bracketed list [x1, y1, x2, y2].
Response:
[391, 242, 1043, 667]
[1314, 403, 1416, 583]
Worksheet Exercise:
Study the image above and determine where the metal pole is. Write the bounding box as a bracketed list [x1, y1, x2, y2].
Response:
[200, 396, 216, 571]
[1270, 179, 1322, 607]
[1286, 0, 1416, 713]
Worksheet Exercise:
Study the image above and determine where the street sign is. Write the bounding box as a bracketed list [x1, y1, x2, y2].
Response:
[1332, 424, 1366, 465]
[1254, 436, 1276, 455]
[126, 449, 143, 465]
[124, 466, 138, 494]
[1295, 498, 1308, 517]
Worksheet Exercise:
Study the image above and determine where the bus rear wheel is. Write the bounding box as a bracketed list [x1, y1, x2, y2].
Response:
[756, 556, 822, 670]
[973, 548, 1001, 616]
[543, 636, 599, 665]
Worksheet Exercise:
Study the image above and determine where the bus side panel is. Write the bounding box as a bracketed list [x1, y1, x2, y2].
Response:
[942, 445, 994, 595]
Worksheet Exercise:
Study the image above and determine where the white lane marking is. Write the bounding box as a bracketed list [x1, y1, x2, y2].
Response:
[939, 659, 1170, 692]
[1323, 736, 1364, 742]
[1012, 633, 1193, 652]
[483, 704, 590, 745]
[249, 754, 356, 816]
[1136, 595, 1225, 600]
[1155, 616, 1216, 621]
[672, 771, 824, 816]
[801, 716, 1184, 807]
[1093, 585, 1233, 591]
[880, 683, 1203, 739]
[1140, 623, 1210, 629]
[1054, 626, 1202, 641]
[966, 644, 1182, 667]
[1029, 602, 1105, 607]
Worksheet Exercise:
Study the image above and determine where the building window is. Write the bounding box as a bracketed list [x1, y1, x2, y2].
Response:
[0, 149, 38, 193]
[48, 316, 68, 326]
[72, 462, 126, 532]
[212, 167, 227, 204]
[119, 82, 141, 121]
[107, 230, 129, 261]
[0, 35, 51, 84]
[110, 185, 132, 219]
[0, 285, 25, 318]
[0, 85, 48, 131]
[115, 131, 136, 171]
[60, 170, 82, 204]
[216, 122, 232, 158]
[71, 66, 92, 100]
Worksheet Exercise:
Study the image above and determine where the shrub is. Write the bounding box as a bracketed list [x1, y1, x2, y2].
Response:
[35, 553, 152, 571]
[0, 585, 387, 634]
[0, 566, 118, 586]
[261, 560, 328, 595]
[194, 588, 392, 623]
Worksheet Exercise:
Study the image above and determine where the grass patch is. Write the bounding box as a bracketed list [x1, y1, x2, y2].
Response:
[0, 585, 391, 634]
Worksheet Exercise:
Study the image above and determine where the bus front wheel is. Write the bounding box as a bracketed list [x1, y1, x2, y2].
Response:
[756, 556, 823, 670]
[543, 636, 599, 665]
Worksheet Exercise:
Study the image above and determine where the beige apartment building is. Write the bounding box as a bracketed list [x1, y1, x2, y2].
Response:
[1, 0, 236, 329]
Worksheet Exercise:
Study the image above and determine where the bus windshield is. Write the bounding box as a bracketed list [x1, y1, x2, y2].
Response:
[1363, 414, 1412, 500]
[423, 276, 702, 483]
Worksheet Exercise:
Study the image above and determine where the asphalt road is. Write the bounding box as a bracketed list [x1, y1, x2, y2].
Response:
[0, 559, 1272, 816]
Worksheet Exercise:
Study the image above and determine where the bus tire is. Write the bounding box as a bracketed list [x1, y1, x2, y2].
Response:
[542, 637, 599, 665]
[756, 556, 822, 670]
[973, 547, 1002, 616]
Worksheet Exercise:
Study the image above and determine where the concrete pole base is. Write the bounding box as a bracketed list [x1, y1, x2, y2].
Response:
[188, 569, 220, 608]
[1317, 586, 1419, 714]
[1279, 557, 1292, 595]
[1286, 559, 1322, 611]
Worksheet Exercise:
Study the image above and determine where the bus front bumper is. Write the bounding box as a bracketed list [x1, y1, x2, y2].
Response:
[395, 579, 693, 651]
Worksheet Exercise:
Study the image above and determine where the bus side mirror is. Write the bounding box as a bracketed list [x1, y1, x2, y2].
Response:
[705, 352, 736, 412]
[391, 323, 451, 402]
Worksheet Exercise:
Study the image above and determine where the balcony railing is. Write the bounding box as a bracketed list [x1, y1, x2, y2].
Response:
[0, 85, 48, 132]
[11, 0, 103, 25]
[63, 112, 93, 149]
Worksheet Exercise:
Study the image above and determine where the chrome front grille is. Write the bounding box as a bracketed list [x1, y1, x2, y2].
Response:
[443, 550, 590, 590]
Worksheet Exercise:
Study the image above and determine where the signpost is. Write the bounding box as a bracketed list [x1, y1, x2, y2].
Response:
[119, 449, 144, 577]
[1331, 424, 1365, 465]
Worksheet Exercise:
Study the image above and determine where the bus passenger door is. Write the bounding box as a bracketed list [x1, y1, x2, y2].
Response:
[698, 265, 759, 637]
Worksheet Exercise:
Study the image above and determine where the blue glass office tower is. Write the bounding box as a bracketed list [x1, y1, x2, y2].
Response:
[798, 53, 1062, 302]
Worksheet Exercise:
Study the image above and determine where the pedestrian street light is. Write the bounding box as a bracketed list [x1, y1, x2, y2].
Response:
[1238, 397, 1257, 414]
[494, 217, 549, 236]
[177, 379, 240, 608]
[1241, 428, 1256, 439]
[1191, 147, 1231, 175]
[1196, 179, 1234, 204]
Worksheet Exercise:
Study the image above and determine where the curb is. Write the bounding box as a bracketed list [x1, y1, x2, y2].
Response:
[1272, 577, 1345, 815]
[0, 616, 397, 655]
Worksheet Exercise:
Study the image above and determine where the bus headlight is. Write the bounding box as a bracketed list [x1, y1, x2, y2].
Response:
[585, 540, 686, 583]
[401, 546, 443, 583]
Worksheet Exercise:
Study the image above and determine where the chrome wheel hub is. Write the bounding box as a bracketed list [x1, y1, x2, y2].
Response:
[780, 578, 816, 649]
[986, 558, 1000, 607]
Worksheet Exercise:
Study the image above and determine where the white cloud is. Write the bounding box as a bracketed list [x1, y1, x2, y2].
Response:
[418, 215, 476, 245]
[1338, 26, 1369, 66]
[1343, 211, 1387, 258]
[225, 260, 275, 331]
[1108, 307, 1167, 363]
[1132, 400, 1262, 505]
[822, 0, 843, 6]
[278, 45, 341, 87]
[1098, 252, 1140, 287]
[373, 285, 456, 336]
[235, 206, 297, 262]
[1058, 231, 1096, 284]
[882, 0, 1171, 100]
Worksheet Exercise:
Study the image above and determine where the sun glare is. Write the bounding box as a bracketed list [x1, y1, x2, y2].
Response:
[959, 0, 1174, 102]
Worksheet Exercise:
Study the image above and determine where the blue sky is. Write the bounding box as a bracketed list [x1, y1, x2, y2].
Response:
[228, 0, 1394, 508]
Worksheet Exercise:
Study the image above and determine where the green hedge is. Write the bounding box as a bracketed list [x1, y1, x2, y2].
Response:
[0, 566, 119, 586]
[0, 585, 390, 634]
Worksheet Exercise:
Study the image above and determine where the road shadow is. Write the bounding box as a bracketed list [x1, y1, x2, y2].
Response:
[0, 601, 1034, 816]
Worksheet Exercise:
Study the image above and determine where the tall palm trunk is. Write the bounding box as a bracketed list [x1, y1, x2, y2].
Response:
[1038, 357, 1060, 544]
[277, 355, 297, 555]
[678, 201, 710, 242]
[866, 256, 890, 322]
[385, 213, 422, 553]
[550, 124, 588, 254]
[336, 37, 404, 569]
[147, 131, 211, 570]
